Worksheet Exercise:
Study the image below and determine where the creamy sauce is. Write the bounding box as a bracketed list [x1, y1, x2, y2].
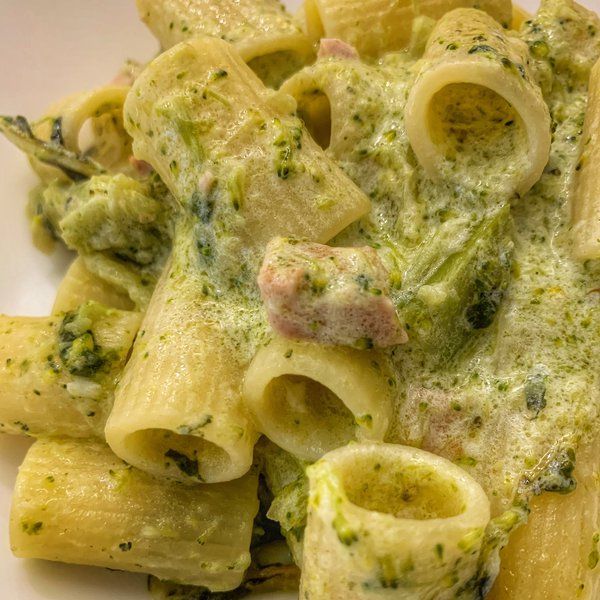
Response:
[290, 0, 600, 516]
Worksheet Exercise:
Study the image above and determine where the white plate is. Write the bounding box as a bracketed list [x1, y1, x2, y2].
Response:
[0, 0, 598, 598]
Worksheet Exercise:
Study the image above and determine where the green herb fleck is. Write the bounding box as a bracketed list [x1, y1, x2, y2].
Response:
[165, 449, 200, 479]
[21, 521, 43, 535]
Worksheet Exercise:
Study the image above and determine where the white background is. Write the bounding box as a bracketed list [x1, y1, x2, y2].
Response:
[0, 0, 597, 598]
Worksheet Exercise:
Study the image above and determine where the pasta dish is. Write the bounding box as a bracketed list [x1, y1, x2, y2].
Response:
[1, 0, 599, 598]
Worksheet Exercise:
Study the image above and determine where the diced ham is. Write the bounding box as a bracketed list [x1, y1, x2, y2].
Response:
[318, 38, 360, 60]
[198, 171, 216, 194]
[128, 156, 153, 177]
[258, 237, 407, 348]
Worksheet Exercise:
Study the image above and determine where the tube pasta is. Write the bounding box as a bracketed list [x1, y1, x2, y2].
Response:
[0, 303, 140, 438]
[10, 438, 258, 590]
[243, 337, 393, 462]
[123, 36, 369, 248]
[300, 0, 513, 58]
[488, 437, 600, 600]
[405, 8, 551, 196]
[106, 36, 370, 484]
[572, 58, 600, 260]
[105, 234, 260, 484]
[39, 174, 173, 310]
[300, 442, 491, 599]
[53, 257, 135, 314]
[30, 85, 131, 182]
[136, 0, 313, 87]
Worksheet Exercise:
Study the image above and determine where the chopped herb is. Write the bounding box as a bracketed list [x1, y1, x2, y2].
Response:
[176, 415, 213, 435]
[50, 117, 64, 146]
[190, 190, 214, 223]
[528, 448, 577, 495]
[21, 521, 43, 535]
[211, 69, 228, 80]
[529, 40, 550, 59]
[468, 44, 496, 55]
[332, 514, 358, 546]
[14, 421, 29, 433]
[165, 449, 200, 478]
[354, 337, 374, 350]
[524, 366, 548, 417]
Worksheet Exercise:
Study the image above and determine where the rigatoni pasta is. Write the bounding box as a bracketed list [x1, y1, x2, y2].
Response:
[300, 442, 491, 598]
[104, 234, 260, 484]
[488, 437, 600, 599]
[405, 8, 551, 196]
[244, 336, 393, 461]
[10, 438, 258, 590]
[300, 0, 513, 58]
[122, 36, 369, 248]
[27, 84, 131, 182]
[53, 257, 135, 314]
[572, 57, 600, 260]
[0, 303, 140, 438]
[136, 0, 313, 87]
[1, 0, 600, 596]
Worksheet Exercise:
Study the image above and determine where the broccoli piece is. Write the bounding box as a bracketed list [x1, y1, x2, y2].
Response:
[58, 303, 111, 377]
[396, 204, 513, 365]
[0, 115, 104, 181]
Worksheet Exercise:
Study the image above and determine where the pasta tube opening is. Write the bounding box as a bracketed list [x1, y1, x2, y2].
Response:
[428, 82, 528, 177]
[122, 428, 233, 484]
[243, 337, 392, 462]
[405, 9, 551, 196]
[10, 438, 258, 590]
[262, 375, 357, 455]
[136, 0, 314, 88]
[295, 89, 332, 150]
[301, 442, 491, 599]
[340, 451, 467, 520]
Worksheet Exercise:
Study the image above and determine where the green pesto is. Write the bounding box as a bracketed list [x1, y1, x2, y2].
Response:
[176, 415, 213, 435]
[164, 448, 201, 480]
[21, 520, 43, 535]
[332, 513, 359, 546]
[58, 303, 113, 378]
[34, 173, 172, 308]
